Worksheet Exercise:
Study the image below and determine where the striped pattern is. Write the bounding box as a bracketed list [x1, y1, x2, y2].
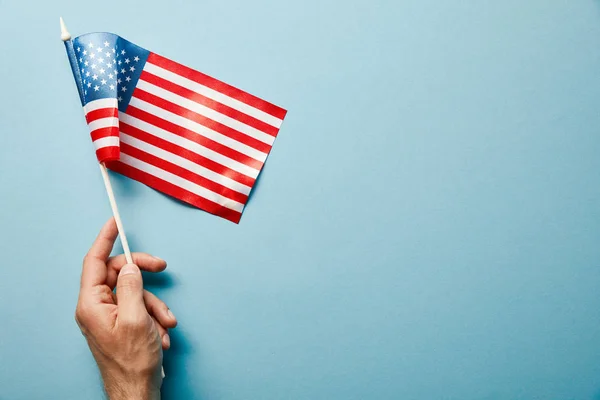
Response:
[84, 98, 120, 162]
[107, 53, 287, 223]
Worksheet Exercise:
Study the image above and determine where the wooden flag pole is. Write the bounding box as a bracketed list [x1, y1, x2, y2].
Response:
[99, 163, 133, 264]
[61, 17, 164, 379]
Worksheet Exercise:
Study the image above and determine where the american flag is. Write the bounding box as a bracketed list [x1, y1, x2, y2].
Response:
[65, 32, 287, 223]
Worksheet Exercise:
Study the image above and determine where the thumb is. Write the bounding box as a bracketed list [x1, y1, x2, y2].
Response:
[116, 263, 146, 321]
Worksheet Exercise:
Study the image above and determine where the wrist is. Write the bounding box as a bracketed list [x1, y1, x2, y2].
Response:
[106, 385, 160, 400]
[104, 373, 161, 400]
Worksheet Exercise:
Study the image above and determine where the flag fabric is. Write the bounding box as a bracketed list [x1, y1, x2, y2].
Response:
[65, 32, 287, 223]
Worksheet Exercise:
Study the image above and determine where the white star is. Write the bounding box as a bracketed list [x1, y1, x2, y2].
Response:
[121, 49, 126, 55]
[87, 82, 91, 88]
[84, 61, 89, 66]
[118, 96, 123, 102]
[120, 68, 126, 74]
[97, 47, 103, 53]
[117, 78, 122, 84]
[100, 68, 106, 75]
[101, 79, 107, 85]
[104, 41, 109, 47]
[113, 59, 117, 65]
[133, 56, 140, 62]
[92, 74, 98, 80]
[76, 47, 81, 52]
[109, 84, 115, 90]
[125, 58, 130, 64]
[84, 90, 87, 95]
[112, 48, 116, 53]
[125, 76, 131, 82]
[121, 86, 127, 92]
[83, 79, 86, 84]
[86, 71, 90, 77]
[118, 60, 122, 65]
[89, 53, 95, 59]
[79, 57, 83, 62]
[105, 52, 111, 58]
[91, 64, 97, 69]
[98, 58, 104, 64]
[82, 50, 87, 56]
[81, 68, 84, 74]
[94, 85, 100, 91]
[129, 66, 135, 72]
[88, 42, 94, 48]
[108, 73, 114, 79]
[113, 70, 118, 75]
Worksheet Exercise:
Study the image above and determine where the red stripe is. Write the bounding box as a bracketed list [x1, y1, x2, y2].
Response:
[133, 89, 272, 154]
[148, 52, 287, 120]
[120, 121, 256, 188]
[85, 108, 118, 123]
[119, 143, 249, 204]
[90, 126, 120, 142]
[140, 71, 280, 136]
[125, 106, 264, 170]
[96, 146, 120, 163]
[106, 160, 243, 223]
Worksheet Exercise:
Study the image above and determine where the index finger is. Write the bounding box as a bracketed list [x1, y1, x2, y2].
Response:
[81, 217, 118, 288]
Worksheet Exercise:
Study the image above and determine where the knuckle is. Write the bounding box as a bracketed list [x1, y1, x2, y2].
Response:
[75, 304, 87, 325]
[82, 253, 91, 266]
[118, 276, 141, 292]
[105, 255, 116, 268]
[93, 286, 115, 304]
[119, 313, 147, 330]
[75, 298, 95, 323]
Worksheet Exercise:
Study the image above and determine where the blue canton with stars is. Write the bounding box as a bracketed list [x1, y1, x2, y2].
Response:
[69, 33, 149, 112]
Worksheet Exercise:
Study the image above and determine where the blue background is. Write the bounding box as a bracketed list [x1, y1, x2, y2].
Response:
[1, 1, 600, 399]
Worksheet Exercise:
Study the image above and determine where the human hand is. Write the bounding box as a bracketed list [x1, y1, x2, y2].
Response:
[75, 218, 177, 400]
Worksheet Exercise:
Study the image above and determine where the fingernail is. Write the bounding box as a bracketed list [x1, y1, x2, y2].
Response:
[153, 256, 165, 262]
[120, 263, 139, 276]
[167, 309, 175, 320]
[163, 334, 170, 348]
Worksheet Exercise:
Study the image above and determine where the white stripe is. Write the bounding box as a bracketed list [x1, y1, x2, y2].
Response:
[120, 113, 259, 178]
[93, 136, 119, 149]
[120, 133, 252, 196]
[144, 62, 283, 129]
[137, 79, 275, 146]
[88, 117, 119, 132]
[83, 98, 118, 114]
[119, 153, 245, 213]
[129, 96, 268, 163]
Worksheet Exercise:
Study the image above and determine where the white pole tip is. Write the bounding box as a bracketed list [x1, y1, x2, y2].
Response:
[60, 17, 71, 41]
